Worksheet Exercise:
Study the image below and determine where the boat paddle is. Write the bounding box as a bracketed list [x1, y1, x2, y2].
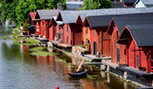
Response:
[76, 58, 85, 72]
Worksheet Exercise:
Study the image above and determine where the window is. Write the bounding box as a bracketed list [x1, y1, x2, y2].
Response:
[61, 33, 63, 38]
[57, 32, 59, 38]
[37, 26, 39, 32]
[67, 25, 69, 32]
[44, 30, 46, 35]
[58, 33, 60, 39]
[86, 39, 89, 44]
[117, 48, 120, 62]
[94, 29, 96, 36]
[113, 25, 115, 29]
[67, 36, 69, 44]
[85, 27, 88, 34]
[136, 55, 139, 67]
[42, 21, 45, 27]
[117, 31, 119, 39]
[59, 26, 62, 31]
[59, 26, 61, 30]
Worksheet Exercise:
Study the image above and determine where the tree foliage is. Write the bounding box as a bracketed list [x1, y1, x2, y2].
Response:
[81, 0, 113, 10]
[0, 0, 66, 26]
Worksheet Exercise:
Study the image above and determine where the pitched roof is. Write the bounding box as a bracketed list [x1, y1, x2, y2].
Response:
[85, 15, 116, 27]
[36, 10, 60, 20]
[57, 7, 153, 24]
[66, 1, 83, 10]
[29, 12, 36, 20]
[127, 24, 153, 46]
[141, 0, 153, 5]
[79, 7, 153, 22]
[124, 0, 137, 4]
[112, 13, 153, 33]
[86, 13, 153, 28]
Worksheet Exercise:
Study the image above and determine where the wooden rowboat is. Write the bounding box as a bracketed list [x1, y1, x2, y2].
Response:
[69, 69, 88, 77]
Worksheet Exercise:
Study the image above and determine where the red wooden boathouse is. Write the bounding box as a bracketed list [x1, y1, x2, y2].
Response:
[56, 11, 82, 46]
[107, 13, 153, 64]
[83, 15, 113, 56]
[28, 12, 37, 25]
[27, 12, 37, 35]
[117, 24, 153, 73]
[35, 10, 60, 39]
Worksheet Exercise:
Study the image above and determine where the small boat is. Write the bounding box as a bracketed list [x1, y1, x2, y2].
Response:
[69, 69, 88, 77]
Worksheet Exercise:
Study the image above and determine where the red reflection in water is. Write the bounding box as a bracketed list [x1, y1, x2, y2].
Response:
[49, 56, 55, 71]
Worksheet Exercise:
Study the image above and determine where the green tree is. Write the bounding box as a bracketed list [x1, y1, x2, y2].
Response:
[0, 0, 66, 26]
[15, 0, 37, 25]
[81, 0, 113, 10]
[0, 0, 19, 23]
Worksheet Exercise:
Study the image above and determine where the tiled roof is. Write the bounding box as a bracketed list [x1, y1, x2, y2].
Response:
[36, 10, 60, 20]
[66, 1, 83, 10]
[57, 7, 153, 24]
[112, 13, 153, 32]
[79, 7, 153, 22]
[141, 0, 153, 5]
[127, 24, 153, 46]
[86, 13, 153, 28]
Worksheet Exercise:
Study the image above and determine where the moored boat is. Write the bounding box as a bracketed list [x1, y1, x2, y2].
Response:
[69, 69, 88, 77]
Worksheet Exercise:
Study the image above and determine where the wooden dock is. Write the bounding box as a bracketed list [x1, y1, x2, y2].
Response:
[82, 62, 103, 65]
[84, 54, 111, 62]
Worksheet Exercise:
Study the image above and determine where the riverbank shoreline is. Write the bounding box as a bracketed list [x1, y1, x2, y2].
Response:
[3, 33, 152, 88]
[47, 42, 147, 88]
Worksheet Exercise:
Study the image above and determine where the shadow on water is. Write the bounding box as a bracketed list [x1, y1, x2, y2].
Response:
[52, 48, 72, 63]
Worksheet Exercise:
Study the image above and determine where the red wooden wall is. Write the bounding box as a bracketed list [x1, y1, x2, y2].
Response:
[119, 28, 153, 73]
[126, 37, 152, 72]
[109, 24, 127, 64]
[102, 27, 111, 57]
[90, 27, 110, 56]
[56, 24, 64, 43]
[62, 24, 82, 46]
[82, 26, 91, 50]
[40, 20, 50, 39]
[90, 28, 101, 55]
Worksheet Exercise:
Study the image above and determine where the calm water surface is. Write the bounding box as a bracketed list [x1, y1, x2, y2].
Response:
[0, 26, 136, 89]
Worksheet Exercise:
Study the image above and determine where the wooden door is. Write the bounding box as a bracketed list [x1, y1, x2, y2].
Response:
[103, 40, 110, 57]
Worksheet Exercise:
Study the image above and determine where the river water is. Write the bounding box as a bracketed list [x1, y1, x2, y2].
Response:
[0, 25, 136, 89]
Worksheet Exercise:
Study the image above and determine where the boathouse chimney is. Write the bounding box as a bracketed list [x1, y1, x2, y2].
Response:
[57, 2, 63, 10]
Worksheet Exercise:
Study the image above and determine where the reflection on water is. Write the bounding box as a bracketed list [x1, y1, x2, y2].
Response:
[0, 26, 136, 89]
[2, 43, 22, 60]
[0, 25, 12, 36]
[0, 40, 136, 89]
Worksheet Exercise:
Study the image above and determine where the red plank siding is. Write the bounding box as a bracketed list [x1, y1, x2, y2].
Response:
[82, 26, 91, 50]
[62, 24, 82, 46]
[118, 27, 153, 73]
[108, 23, 127, 64]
